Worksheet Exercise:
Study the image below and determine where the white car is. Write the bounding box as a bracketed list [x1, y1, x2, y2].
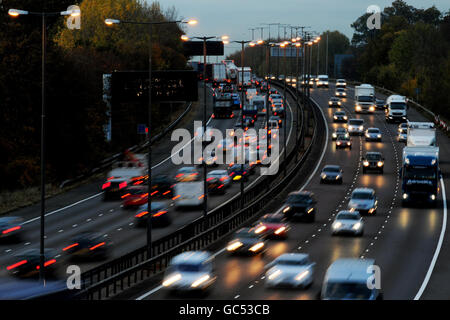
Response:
[265, 253, 315, 289]
[365, 128, 382, 142]
[162, 251, 216, 294]
[331, 211, 364, 236]
[348, 119, 365, 135]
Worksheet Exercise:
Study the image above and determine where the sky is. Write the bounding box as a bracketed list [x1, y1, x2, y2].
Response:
[151, 0, 449, 59]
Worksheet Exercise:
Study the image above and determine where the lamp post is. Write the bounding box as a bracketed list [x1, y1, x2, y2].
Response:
[232, 40, 251, 209]
[280, 42, 289, 176]
[105, 17, 197, 259]
[8, 7, 81, 282]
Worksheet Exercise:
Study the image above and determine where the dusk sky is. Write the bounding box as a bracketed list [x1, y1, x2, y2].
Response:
[151, 0, 449, 59]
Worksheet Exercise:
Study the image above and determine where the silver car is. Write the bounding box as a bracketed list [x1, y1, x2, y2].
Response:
[207, 170, 231, 188]
[265, 253, 315, 289]
[348, 188, 378, 215]
[331, 211, 364, 236]
[365, 128, 382, 142]
[348, 119, 365, 135]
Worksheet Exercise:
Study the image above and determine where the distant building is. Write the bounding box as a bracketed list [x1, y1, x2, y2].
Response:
[334, 54, 354, 78]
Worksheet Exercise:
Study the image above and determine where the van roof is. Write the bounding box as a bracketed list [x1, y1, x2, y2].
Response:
[326, 258, 375, 283]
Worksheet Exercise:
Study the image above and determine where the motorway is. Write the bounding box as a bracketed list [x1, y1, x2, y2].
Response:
[133, 83, 450, 300]
[0, 84, 298, 280]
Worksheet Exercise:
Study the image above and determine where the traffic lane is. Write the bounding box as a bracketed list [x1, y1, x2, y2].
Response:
[0, 97, 297, 279]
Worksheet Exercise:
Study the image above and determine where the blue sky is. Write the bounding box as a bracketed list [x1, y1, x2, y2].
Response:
[151, 0, 449, 58]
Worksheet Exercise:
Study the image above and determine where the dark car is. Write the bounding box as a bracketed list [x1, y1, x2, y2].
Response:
[207, 177, 226, 195]
[332, 128, 349, 140]
[320, 165, 343, 184]
[102, 177, 129, 200]
[281, 191, 317, 222]
[227, 164, 251, 182]
[122, 185, 148, 209]
[328, 97, 342, 108]
[336, 135, 352, 149]
[63, 232, 108, 261]
[226, 227, 266, 255]
[0, 217, 23, 242]
[151, 175, 175, 198]
[135, 201, 171, 227]
[270, 115, 282, 128]
[376, 99, 385, 110]
[333, 111, 348, 123]
[7, 248, 58, 279]
[362, 152, 385, 174]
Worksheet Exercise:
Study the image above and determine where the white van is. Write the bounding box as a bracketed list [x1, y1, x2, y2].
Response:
[174, 182, 204, 209]
[321, 258, 382, 300]
[385, 95, 407, 123]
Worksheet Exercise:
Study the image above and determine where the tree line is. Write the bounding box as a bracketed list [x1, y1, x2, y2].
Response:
[0, 0, 189, 191]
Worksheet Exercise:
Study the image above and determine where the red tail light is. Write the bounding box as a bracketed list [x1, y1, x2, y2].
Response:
[119, 181, 127, 189]
[36, 259, 56, 269]
[2, 226, 21, 234]
[206, 177, 214, 181]
[89, 242, 106, 251]
[163, 190, 171, 195]
[107, 176, 115, 181]
[102, 182, 111, 190]
[198, 195, 205, 200]
[136, 211, 149, 218]
[153, 210, 167, 217]
[151, 191, 158, 196]
[63, 243, 79, 251]
[121, 193, 131, 199]
[7, 260, 27, 270]
[133, 181, 144, 185]
[172, 195, 181, 200]
[175, 174, 183, 178]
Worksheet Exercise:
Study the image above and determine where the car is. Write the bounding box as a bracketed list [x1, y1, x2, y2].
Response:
[0, 217, 23, 241]
[332, 128, 349, 140]
[335, 135, 352, 149]
[328, 97, 342, 107]
[272, 105, 285, 118]
[281, 191, 316, 222]
[134, 201, 171, 227]
[226, 227, 266, 255]
[268, 118, 280, 130]
[162, 251, 216, 295]
[376, 99, 385, 110]
[207, 177, 226, 195]
[317, 75, 329, 88]
[336, 79, 347, 88]
[7, 248, 58, 279]
[321, 258, 382, 300]
[151, 175, 176, 198]
[175, 167, 200, 182]
[264, 253, 315, 289]
[365, 128, 382, 142]
[320, 165, 343, 184]
[398, 122, 408, 134]
[227, 164, 251, 182]
[335, 88, 347, 97]
[254, 214, 290, 239]
[362, 152, 384, 174]
[333, 111, 348, 123]
[269, 94, 282, 103]
[270, 115, 282, 128]
[63, 232, 108, 261]
[197, 150, 219, 167]
[331, 211, 364, 236]
[348, 188, 378, 215]
[121, 185, 148, 208]
[348, 118, 365, 135]
[398, 132, 407, 143]
[207, 170, 231, 188]
[231, 93, 241, 109]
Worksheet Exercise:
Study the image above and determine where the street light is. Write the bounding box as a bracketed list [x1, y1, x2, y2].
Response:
[105, 16, 196, 259]
[8, 6, 81, 282]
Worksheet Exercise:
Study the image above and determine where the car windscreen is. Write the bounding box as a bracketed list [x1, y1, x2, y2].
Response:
[368, 129, 379, 133]
[324, 167, 340, 173]
[287, 194, 311, 203]
[352, 192, 374, 200]
[404, 167, 437, 180]
[390, 102, 406, 109]
[324, 282, 373, 300]
[262, 216, 283, 223]
[349, 120, 364, 125]
[366, 154, 381, 160]
[277, 259, 307, 266]
[173, 263, 204, 272]
[335, 112, 345, 115]
[337, 213, 359, 220]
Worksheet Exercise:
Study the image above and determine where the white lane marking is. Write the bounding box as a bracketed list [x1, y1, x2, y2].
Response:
[299, 97, 328, 191]
[136, 285, 164, 301]
[22, 192, 103, 225]
[414, 177, 447, 300]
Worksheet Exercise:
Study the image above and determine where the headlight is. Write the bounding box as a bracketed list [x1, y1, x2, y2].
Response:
[295, 270, 310, 281]
[191, 274, 211, 288]
[359, 126, 364, 130]
[274, 227, 286, 235]
[283, 206, 290, 213]
[329, 101, 332, 105]
[332, 222, 342, 229]
[268, 269, 282, 280]
[369, 106, 375, 111]
[403, 193, 408, 200]
[356, 106, 362, 111]
[334, 116, 338, 120]
[368, 208, 375, 214]
[344, 116, 348, 120]
[249, 242, 264, 252]
[431, 194, 436, 201]
[307, 208, 314, 214]
[332, 133, 337, 138]
[352, 222, 362, 230]
[162, 273, 182, 287]
[338, 102, 341, 105]
[363, 161, 369, 167]
[377, 134, 382, 138]
[336, 142, 341, 145]
[377, 161, 384, 167]
[321, 173, 327, 179]
[335, 175, 341, 180]
[227, 241, 243, 251]
[255, 225, 267, 234]
[365, 133, 370, 138]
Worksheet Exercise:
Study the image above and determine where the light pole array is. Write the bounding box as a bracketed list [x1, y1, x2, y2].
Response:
[105, 17, 197, 259]
[8, 6, 81, 283]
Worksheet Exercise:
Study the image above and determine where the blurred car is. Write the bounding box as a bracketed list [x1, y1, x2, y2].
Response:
[281, 191, 316, 222]
[328, 97, 342, 107]
[7, 248, 57, 279]
[335, 88, 347, 97]
[135, 201, 171, 227]
[197, 150, 219, 167]
[335, 135, 352, 149]
[332, 128, 349, 140]
[121, 185, 148, 208]
[227, 164, 251, 182]
[226, 227, 266, 255]
[207, 177, 226, 195]
[207, 170, 231, 188]
[321, 258, 382, 300]
[254, 214, 290, 239]
[270, 115, 282, 128]
[331, 211, 364, 236]
[151, 175, 176, 198]
[348, 188, 378, 215]
[265, 253, 315, 289]
[175, 167, 200, 182]
[336, 79, 347, 88]
[362, 152, 384, 174]
[63, 232, 108, 261]
[365, 128, 382, 142]
[398, 132, 407, 143]
[320, 165, 343, 184]
[333, 111, 348, 123]
[162, 251, 216, 295]
[231, 93, 241, 109]
[269, 94, 282, 103]
[272, 105, 285, 118]
[348, 118, 365, 135]
[376, 98, 385, 110]
[0, 217, 23, 241]
[398, 122, 408, 134]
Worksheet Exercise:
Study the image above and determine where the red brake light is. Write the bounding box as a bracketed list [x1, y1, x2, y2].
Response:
[121, 193, 131, 199]
[119, 181, 127, 189]
[89, 242, 106, 251]
[2, 226, 21, 234]
[36, 259, 56, 269]
[102, 182, 111, 190]
[63, 243, 79, 251]
[136, 211, 149, 218]
[153, 210, 167, 217]
[7, 260, 27, 270]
